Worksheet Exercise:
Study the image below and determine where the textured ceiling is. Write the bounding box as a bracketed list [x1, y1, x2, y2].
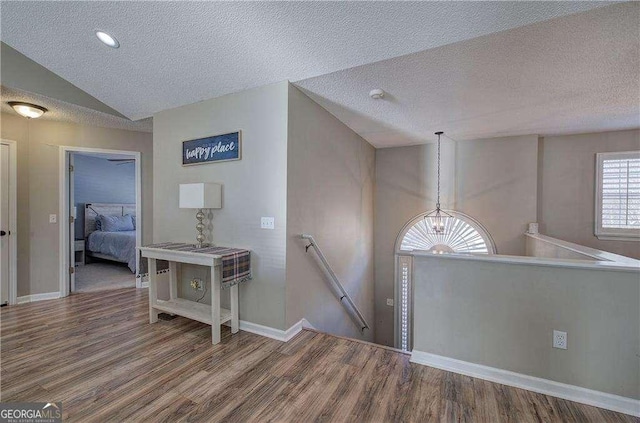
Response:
[0, 86, 152, 132]
[1, 42, 127, 119]
[0, 1, 609, 121]
[296, 2, 640, 147]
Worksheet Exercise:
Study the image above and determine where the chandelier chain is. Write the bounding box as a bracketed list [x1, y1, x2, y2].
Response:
[436, 132, 441, 208]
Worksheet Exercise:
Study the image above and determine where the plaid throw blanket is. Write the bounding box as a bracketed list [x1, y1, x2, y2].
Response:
[139, 243, 251, 288]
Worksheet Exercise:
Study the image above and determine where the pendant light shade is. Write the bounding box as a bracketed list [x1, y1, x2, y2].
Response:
[425, 131, 453, 235]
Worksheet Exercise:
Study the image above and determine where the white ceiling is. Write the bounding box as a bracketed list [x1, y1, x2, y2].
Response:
[296, 2, 640, 147]
[1, 0, 610, 124]
[0, 85, 152, 132]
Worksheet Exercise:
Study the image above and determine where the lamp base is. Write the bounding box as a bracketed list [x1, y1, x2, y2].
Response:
[195, 209, 208, 248]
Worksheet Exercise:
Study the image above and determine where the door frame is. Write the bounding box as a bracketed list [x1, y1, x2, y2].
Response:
[0, 139, 18, 305]
[68, 153, 75, 293]
[58, 146, 142, 297]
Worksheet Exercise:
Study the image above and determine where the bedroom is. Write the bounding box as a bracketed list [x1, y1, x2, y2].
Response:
[71, 151, 139, 292]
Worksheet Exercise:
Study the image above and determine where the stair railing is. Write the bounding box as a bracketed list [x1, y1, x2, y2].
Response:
[301, 234, 370, 333]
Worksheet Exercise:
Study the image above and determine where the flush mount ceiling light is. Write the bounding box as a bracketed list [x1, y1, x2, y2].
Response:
[95, 30, 120, 48]
[424, 131, 454, 235]
[8, 102, 48, 119]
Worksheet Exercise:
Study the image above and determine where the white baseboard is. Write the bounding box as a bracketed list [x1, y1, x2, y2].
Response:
[410, 350, 640, 417]
[282, 320, 305, 341]
[223, 319, 305, 342]
[16, 291, 61, 304]
[301, 318, 316, 330]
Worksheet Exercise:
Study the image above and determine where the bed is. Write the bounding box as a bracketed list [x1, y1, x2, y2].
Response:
[85, 203, 137, 273]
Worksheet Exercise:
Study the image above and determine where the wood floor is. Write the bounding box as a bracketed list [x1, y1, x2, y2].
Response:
[0, 288, 636, 423]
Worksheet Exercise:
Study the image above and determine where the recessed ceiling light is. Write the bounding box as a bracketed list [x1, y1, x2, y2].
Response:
[95, 30, 119, 48]
[8, 102, 48, 119]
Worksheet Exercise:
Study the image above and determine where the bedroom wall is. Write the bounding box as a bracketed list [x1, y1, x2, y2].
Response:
[73, 154, 136, 238]
[538, 129, 640, 259]
[286, 85, 375, 341]
[0, 112, 153, 297]
[374, 135, 539, 346]
[152, 81, 289, 330]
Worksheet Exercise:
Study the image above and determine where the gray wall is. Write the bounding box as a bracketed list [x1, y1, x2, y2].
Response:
[525, 235, 599, 261]
[374, 135, 538, 346]
[0, 112, 153, 297]
[152, 81, 377, 336]
[73, 154, 136, 238]
[539, 129, 640, 259]
[152, 81, 289, 330]
[412, 255, 640, 400]
[454, 135, 539, 254]
[286, 85, 375, 340]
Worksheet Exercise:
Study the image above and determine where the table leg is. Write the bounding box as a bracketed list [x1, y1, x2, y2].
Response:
[148, 258, 159, 323]
[230, 284, 239, 334]
[211, 265, 221, 344]
[169, 261, 178, 301]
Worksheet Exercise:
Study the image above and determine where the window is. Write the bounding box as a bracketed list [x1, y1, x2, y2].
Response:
[394, 211, 495, 351]
[595, 151, 640, 240]
[399, 212, 496, 254]
[398, 256, 411, 351]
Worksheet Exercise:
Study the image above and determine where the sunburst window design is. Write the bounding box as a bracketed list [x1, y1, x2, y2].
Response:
[400, 214, 494, 254]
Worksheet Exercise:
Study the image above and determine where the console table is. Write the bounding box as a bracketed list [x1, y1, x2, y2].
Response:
[139, 243, 251, 344]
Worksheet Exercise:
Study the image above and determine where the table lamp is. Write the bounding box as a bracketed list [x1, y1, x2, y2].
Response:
[179, 183, 222, 248]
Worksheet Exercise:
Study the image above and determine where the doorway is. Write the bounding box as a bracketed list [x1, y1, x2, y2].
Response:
[0, 140, 17, 306]
[59, 147, 142, 297]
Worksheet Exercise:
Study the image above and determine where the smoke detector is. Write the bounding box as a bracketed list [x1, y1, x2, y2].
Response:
[369, 89, 385, 99]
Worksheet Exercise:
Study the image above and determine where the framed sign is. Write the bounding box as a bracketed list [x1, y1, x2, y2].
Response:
[182, 131, 241, 166]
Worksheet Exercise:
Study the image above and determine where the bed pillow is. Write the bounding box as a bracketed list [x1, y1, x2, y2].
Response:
[99, 214, 134, 232]
[95, 218, 102, 231]
[129, 215, 136, 229]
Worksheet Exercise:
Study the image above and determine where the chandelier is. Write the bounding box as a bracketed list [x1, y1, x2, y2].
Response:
[425, 131, 453, 235]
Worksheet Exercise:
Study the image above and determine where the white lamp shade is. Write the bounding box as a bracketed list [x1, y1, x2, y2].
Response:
[179, 183, 222, 209]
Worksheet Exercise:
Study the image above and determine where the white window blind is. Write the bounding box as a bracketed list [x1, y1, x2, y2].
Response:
[601, 158, 640, 228]
[596, 151, 640, 239]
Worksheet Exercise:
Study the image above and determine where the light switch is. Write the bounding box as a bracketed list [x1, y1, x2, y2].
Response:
[49, 214, 57, 224]
[261, 217, 275, 229]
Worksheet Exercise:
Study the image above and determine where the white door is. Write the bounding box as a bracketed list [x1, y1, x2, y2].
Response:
[0, 144, 10, 305]
[68, 153, 75, 292]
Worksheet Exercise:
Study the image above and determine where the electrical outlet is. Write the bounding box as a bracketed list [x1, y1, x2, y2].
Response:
[49, 214, 57, 224]
[190, 279, 204, 291]
[261, 217, 275, 229]
[386, 298, 394, 306]
[553, 330, 567, 350]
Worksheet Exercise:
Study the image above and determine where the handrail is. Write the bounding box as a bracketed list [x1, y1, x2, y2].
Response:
[301, 234, 370, 333]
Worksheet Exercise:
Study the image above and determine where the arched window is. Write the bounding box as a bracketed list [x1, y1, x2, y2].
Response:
[399, 212, 496, 254]
[394, 211, 495, 351]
